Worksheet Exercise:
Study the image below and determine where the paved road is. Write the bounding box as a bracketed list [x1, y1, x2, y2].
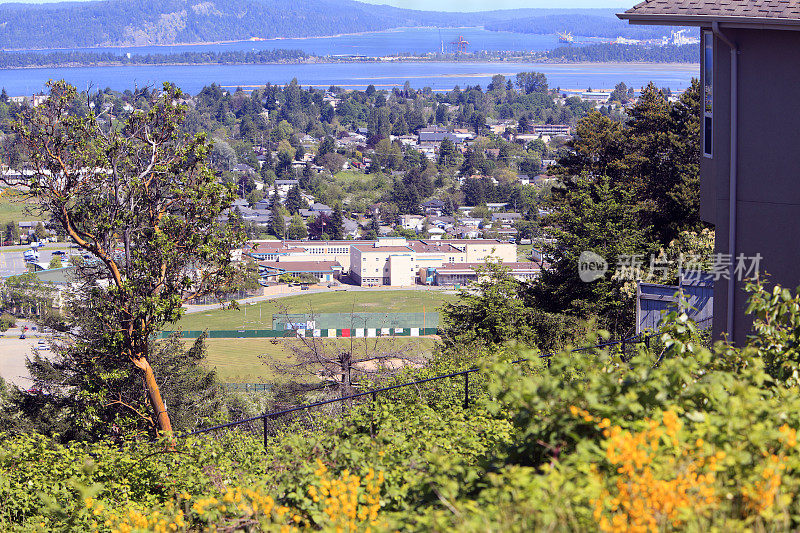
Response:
[0, 322, 52, 388]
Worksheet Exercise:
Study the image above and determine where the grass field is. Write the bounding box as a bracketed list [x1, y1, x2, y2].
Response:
[0, 190, 37, 225]
[176, 290, 456, 331]
[199, 337, 438, 383]
[517, 244, 533, 262]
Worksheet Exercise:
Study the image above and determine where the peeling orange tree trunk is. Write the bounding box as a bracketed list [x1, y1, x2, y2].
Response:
[133, 356, 173, 435]
[10, 81, 243, 440]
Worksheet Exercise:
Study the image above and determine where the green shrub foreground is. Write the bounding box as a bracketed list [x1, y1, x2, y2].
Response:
[5, 281, 800, 531]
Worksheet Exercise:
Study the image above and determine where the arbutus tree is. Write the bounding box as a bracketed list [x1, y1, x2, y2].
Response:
[6, 81, 245, 436]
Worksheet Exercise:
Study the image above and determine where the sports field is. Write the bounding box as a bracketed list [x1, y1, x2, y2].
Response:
[176, 290, 456, 331]
[0, 189, 35, 225]
[199, 337, 437, 383]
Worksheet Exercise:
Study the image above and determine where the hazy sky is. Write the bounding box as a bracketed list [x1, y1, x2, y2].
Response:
[0, 0, 632, 9]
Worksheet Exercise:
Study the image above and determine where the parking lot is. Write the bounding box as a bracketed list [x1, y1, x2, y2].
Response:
[0, 325, 53, 388]
[0, 245, 73, 277]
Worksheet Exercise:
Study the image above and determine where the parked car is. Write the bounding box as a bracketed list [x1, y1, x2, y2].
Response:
[52, 250, 67, 256]
[19, 334, 25, 339]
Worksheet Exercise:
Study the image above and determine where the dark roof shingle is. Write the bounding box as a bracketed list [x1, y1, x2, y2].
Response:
[619, 0, 800, 25]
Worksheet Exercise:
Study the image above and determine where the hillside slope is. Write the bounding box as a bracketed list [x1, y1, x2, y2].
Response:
[0, 1, 624, 49]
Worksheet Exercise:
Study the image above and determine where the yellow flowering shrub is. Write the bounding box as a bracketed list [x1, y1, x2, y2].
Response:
[82, 461, 385, 532]
[308, 459, 384, 532]
[572, 407, 721, 532]
[569, 407, 799, 532]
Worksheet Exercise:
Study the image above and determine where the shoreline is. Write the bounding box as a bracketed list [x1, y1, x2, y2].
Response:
[0, 59, 700, 71]
[0, 26, 478, 53]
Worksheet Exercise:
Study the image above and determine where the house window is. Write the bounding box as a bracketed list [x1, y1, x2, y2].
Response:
[703, 30, 713, 158]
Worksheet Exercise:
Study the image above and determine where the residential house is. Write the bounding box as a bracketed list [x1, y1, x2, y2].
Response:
[232, 163, 256, 174]
[300, 203, 334, 218]
[429, 216, 456, 231]
[395, 134, 419, 146]
[427, 227, 446, 239]
[398, 214, 425, 232]
[619, 0, 800, 344]
[421, 198, 446, 216]
[491, 212, 523, 226]
[581, 91, 611, 103]
[531, 124, 571, 136]
[460, 217, 482, 228]
[417, 143, 437, 160]
[343, 218, 361, 238]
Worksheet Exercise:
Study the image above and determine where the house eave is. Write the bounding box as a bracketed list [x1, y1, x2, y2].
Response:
[617, 12, 800, 31]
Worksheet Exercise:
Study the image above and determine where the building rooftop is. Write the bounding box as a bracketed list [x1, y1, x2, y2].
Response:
[353, 245, 412, 253]
[407, 241, 461, 253]
[259, 261, 342, 272]
[436, 262, 542, 273]
[619, 0, 800, 27]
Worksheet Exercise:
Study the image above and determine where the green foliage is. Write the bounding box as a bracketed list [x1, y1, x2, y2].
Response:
[441, 261, 534, 347]
[746, 279, 800, 387]
[4, 221, 19, 244]
[3, 332, 237, 441]
[9, 286, 800, 530]
[0, 312, 15, 331]
[515, 71, 549, 95]
[532, 175, 651, 333]
[286, 214, 308, 240]
[11, 81, 245, 435]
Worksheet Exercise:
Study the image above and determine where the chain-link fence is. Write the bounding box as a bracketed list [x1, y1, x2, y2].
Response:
[273, 312, 440, 331]
[181, 332, 661, 445]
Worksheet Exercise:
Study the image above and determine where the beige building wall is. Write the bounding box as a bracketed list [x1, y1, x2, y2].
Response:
[388, 255, 415, 286]
[285, 242, 358, 270]
[463, 242, 517, 263]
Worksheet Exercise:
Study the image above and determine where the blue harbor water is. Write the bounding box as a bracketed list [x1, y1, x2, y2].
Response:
[0, 27, 698, 96]
[0, 61, 698, 96]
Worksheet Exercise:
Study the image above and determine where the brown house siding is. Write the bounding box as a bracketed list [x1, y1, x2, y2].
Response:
[703, 27, 800, 344]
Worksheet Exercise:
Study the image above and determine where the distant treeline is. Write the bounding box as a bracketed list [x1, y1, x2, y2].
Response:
[485, 14, 673, 40]
[544, 44, 699, 63]
[0, 49, 308, 69]
[0, 43, 698, 69]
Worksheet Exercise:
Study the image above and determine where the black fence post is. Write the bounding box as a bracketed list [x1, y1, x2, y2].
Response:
[463, 372, 469, 409]
[621, 338, 627, 362]
[262, 413, 269, 450]
[370, 391, 377, 437]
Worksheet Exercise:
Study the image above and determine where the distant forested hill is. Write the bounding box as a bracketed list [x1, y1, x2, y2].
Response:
[0, 1, 633, 50]
[485, 14, 675, 40]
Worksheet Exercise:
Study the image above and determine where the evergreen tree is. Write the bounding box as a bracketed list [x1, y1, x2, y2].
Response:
[530, 175, 653, 334]
[317, 136, 336, 160]
[4, 221, 19, 244]
[287, 214, 308, 240]
[330, 204, 344, 240]
[391, 116, 409, 136]
[438, 138, 458, 168]
[270, 201, 285, 239]
[368, 215, 381, 239]
[285, 185, 306, 215]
